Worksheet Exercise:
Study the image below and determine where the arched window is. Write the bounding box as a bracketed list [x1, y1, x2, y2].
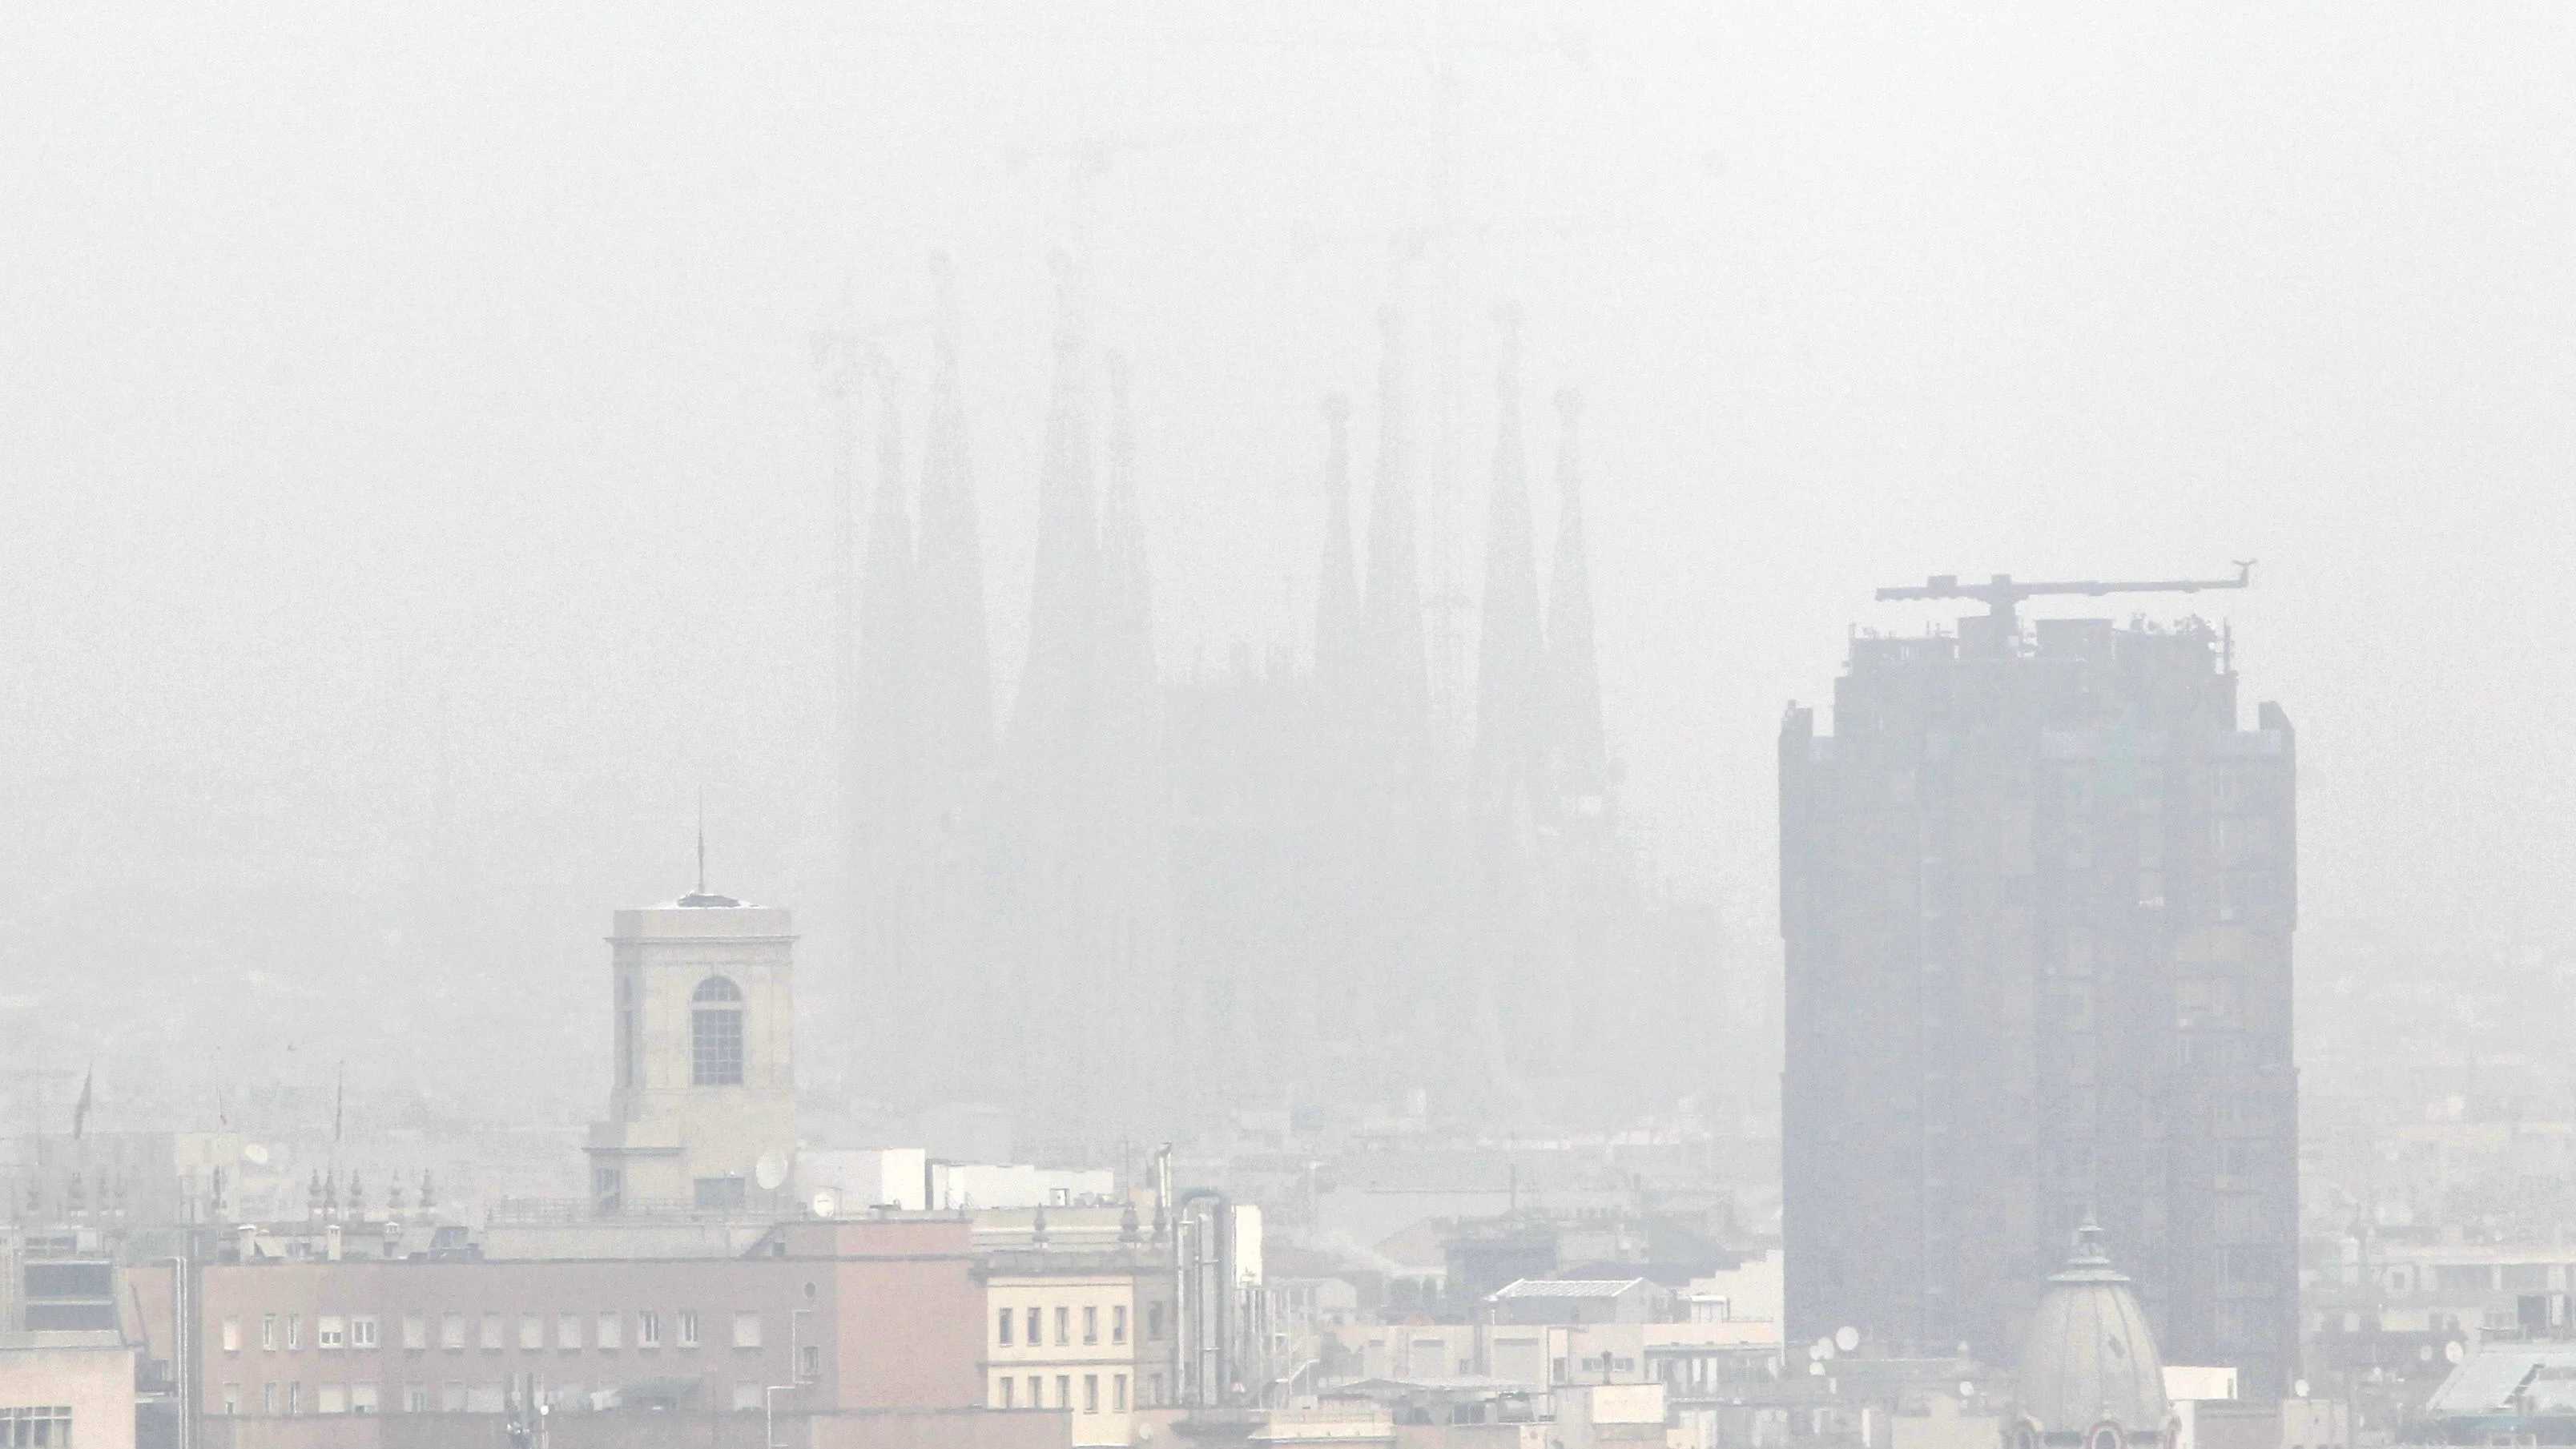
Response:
[692, 977, 744, 1086]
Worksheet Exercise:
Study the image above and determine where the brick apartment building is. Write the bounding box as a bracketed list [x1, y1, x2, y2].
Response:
[135, 1218, 1066, 1449]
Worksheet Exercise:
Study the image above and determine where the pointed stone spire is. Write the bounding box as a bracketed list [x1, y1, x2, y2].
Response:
[915, 252, 997, 774]
[856, 368, 919, 705]
[1475, 304, 1548, 805]
[1547, 386, 1608, 797]
[1098, 351, 1154, 694]
[1012, 252, 1101, 759]
[848, 364, 924, 1060]
[1314, 393, 1361, 690]
[1361, 308, 1426, 747]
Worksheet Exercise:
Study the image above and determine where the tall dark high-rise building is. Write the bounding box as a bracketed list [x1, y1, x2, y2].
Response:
[1779, 581, 2297, 1395]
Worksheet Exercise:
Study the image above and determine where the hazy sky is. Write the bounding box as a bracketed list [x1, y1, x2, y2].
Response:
[6, 4, 2574, 1105]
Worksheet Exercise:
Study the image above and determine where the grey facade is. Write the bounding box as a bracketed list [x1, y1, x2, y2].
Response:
[1779, 608, 2296, 1394]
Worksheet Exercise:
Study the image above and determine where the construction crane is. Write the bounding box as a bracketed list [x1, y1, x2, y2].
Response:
[1876, 561, 2255, 630]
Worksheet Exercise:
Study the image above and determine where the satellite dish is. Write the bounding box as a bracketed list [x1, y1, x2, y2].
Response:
[1815, 1338, 1838, 1362]
[810, 1189, 839, 1219]
[2445, 1340, 2465, 1365]
[2293, 1379, 2311, 1399]
[242, 1144, 271, 1165]
[1960, 1382, 1976, 1399]
[1809, 1361, 1825, 1376]
[1836, 1326, 1861, 1353]
[755, 1152, 788, 1191]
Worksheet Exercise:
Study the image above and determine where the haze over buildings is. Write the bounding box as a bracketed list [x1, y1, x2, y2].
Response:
[2, 6, 2575, 1449]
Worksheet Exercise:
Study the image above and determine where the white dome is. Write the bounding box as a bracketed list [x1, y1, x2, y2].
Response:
[2013, 1222, 2171, 1446]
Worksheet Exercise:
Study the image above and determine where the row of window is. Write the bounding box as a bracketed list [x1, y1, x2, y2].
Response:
[0, 1407, 71, 1448]
[992, 1371, 1139, 1412]
[216, 1379, 802, 1416]
[996, 1303, 1134, 1348]
[223, 1309, 761, 1354]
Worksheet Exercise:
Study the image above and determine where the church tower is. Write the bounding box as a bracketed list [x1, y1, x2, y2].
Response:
[584, 881, 797, 1215]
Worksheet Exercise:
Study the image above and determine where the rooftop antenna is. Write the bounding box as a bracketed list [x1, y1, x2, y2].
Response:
[695, 787, 706, 897]
[1876, 561, 2253, 634]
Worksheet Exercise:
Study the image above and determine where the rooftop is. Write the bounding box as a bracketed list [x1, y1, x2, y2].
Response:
[1489, 1277, 1651, 1300]
[0, 1330, 125, 1351]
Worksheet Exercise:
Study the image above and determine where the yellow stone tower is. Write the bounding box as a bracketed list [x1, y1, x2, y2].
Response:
[583, 879, 797, 1215]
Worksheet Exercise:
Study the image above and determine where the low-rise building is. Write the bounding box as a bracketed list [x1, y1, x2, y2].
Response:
[0, 1330, 136, 1449]
[147, 1217, 1044, 1447]
[981, 1245, 1177, 1446]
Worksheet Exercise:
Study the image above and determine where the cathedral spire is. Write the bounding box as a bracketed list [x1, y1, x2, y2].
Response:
[916, 252, 996, 772]
[847, 358, 924, 1016]
[1314, 392, 1361, 691]
[1475, 304, 1548, 804]
[1099, 350, 1154, 694]
[1011, 252, 1101, 758]
[1361, 308, 1426, 745]
[1547, 385, 1608, 798]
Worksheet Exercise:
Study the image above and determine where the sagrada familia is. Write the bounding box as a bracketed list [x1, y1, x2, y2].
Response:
[831, 260, 1721, 1155]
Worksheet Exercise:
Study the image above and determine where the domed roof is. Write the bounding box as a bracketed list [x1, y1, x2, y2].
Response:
[2015, 1222, 2170, 1439]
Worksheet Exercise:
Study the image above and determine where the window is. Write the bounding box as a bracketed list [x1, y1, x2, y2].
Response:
[441, 1314, 465, 1350]
[223, 1317, 242, 1352]
[356, 1315, 379, 1349]
[264, 1383, 278, 1415]
[678, 1310, 700, 1347]
[317, 1383, 347, 1415]
[519, 1314, 542, 1350]
[999, 1307, 1014, 1346]
[289, 1383, 303, 1415]
[594, 1166, 623, 1217]
[1149, 1373, 1164, 1405]
[998, 1377, 1015, 1409]
[262, 1314, 277, 1350]
[441, 1383, 466, 1412]
[598, 1313, 622, 1350]
[1084, 1306, 1098, 1344]
[0, 1408, 71, 1444]
[480, 1314, 502, 1350]
[221, 1383, 240, 1415]
[1055, 1306, 1069, 1346]
[288, 1314, 302, 1350]
[558, 1314, 582, 1350]
[731, 1383, 765, 1411]
[1028, 1376, 1043, 1407]
[799, 1346, 820, 1382]
[618, 978, 637, 1089]
[319, 1317, 345, 1350]
[1025, 1307, 1040, 1346]
[638, 1311, 661, 1347]
[1057, 1375, 1071, 1410]
[1113, 1306, 1127, 1344]
[405, 1384, 429, 1413]
[733, 1311, 762, 1348]
[1148, 1303, 1165, 1341]
[1085, 1374, 1099, 1412]
[1115, 1374, 1127, 1411]
[691, 977, 746, 1085]
[403, 1315, 425, 1350]
[466, 1384, 502, 1414]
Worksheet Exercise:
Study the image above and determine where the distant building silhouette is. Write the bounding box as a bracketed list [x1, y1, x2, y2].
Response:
[1780, 596, 2297, 1394]
[835, 277, 1722, 1149]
